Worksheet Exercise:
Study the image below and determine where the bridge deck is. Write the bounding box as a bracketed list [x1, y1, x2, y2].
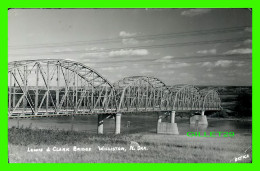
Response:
[8, 107, 221, 118]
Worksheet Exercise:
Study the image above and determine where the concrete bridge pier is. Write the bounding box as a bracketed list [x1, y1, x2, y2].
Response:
[198, 110, 208, 125]
[190, 115, 199, 124]
[171, 111, 175, 123]
[97, 113, 122, 134]
[156, 115, 163, 132]
[97, 114, 104, 134]
[157, 111, 179, 135]
[170, 111, 179, 134]
[190, 110, 208, 125]
[115, 113, 121, 134]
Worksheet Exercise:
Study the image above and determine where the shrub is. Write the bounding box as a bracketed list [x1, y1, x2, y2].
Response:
[234, 91, 252, 117]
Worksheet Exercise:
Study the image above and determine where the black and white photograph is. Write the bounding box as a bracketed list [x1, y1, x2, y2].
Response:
[8, 8, 252, 163]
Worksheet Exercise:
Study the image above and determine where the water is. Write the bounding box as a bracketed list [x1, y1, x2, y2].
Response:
[8, 115, 252, 136]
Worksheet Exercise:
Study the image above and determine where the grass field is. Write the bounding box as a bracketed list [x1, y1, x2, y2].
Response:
[8, 127, 252, 163]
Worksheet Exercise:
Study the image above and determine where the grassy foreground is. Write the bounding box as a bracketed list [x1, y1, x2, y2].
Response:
[8, 127, 252, 163]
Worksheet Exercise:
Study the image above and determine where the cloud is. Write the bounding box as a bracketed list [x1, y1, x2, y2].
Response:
[197, 49, 217, 55]
[140, 69, 153, 74]
[202, 73, 214, 78]
[53, 48, 72, 53]
[133, 63, 140, 67]
[179, 73, 189, 77]
[80, 47, 107, 58]
[65, 58, 77, 61]
[215, 60, 233, 67]
[181, 8, 212, 17]
[234, 39, 252, 48]
[245, 27, 252, 32]
[85, 47, 104, 51]
[119, 31, 137, 37]
[163, 62, 191, 69]
[122, 38, 139, 45]
[82, 52, 107, 58]
[243, 39, 252, 45]
[224, 48, 252, 55]
[154, 56, 174, 62]
[108, 49, 149, 57]
[200, 60, 246, 68]
[235, 61, 246, 67]
[82, 48, 149, 58]
[201, 61, 214, 68]
[122, 38, 154, 45]
[206, 74, 214, 78]
[100, 66, 127, 71]
[163, 70, 175, 74]
[143, 40, 154, 44]
[171, 73, 197, 83]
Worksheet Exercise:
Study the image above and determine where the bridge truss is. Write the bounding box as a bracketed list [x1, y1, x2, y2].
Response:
[113, 76, 170, 112]
[8, 59, 222, 118]
[8, 59, 223, 134]
[8, 59, 116, 117]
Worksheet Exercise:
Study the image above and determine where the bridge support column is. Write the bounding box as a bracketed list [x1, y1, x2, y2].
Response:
[170, 111, 179, 134]
[115, 113, 121, 134]
[171, 111, 176, 123]
[198, 111, 208, 125]
[157, 115, 162, 132]
[98, 114, 104, 134]
[157, 111, 179, 135]
[158, 116, 162, 123]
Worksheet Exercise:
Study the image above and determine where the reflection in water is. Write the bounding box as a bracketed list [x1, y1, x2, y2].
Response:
[8, 115, 252, 135]
[189, 124, 208, 132]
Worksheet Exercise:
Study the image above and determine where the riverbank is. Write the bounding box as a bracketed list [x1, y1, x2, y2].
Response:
[207, 117, 252, 121]
[8, 127, 252, 163]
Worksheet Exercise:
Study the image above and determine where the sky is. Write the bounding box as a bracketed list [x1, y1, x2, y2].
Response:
[8, 8, 252, 86]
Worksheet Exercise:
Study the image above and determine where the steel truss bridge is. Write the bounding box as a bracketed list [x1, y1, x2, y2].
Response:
[8, 59, 222, 134]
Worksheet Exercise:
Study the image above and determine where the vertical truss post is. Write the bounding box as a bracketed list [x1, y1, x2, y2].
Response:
[153, 89, 155, 110]
[56, 63, 60, 114]
[35, 63, 39, 115]
[23, 65, 28, 115]
[137, 85, 140, 110]
[84, 80, 87, 113]
[8, 71, 12, 113]
[75, 72, 78, 114]
[73, 71, 75, 109]
[91, 72, 94, 111]
[46, 62, 49, 114]
[160, 87, 163, 110]
[12, 69, 16, 110]
[145, 78, 148, 110]
[66, 69, 69, 114]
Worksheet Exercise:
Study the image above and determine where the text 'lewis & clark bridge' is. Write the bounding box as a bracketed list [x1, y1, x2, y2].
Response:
[8, 59, 222, 135]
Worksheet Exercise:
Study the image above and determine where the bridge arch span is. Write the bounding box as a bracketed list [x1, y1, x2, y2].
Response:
[113, 76, 169, 112]
[8, 59, 116, 117]
[200, 89, 222, 110]
[8, 59, 112, 87]
[167, 84, 202, 111]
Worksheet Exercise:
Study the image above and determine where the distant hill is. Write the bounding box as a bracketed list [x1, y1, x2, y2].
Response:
[198, 86, 252, 117]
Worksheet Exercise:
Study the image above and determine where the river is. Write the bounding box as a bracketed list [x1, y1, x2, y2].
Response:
[8, 114, 252, 136]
